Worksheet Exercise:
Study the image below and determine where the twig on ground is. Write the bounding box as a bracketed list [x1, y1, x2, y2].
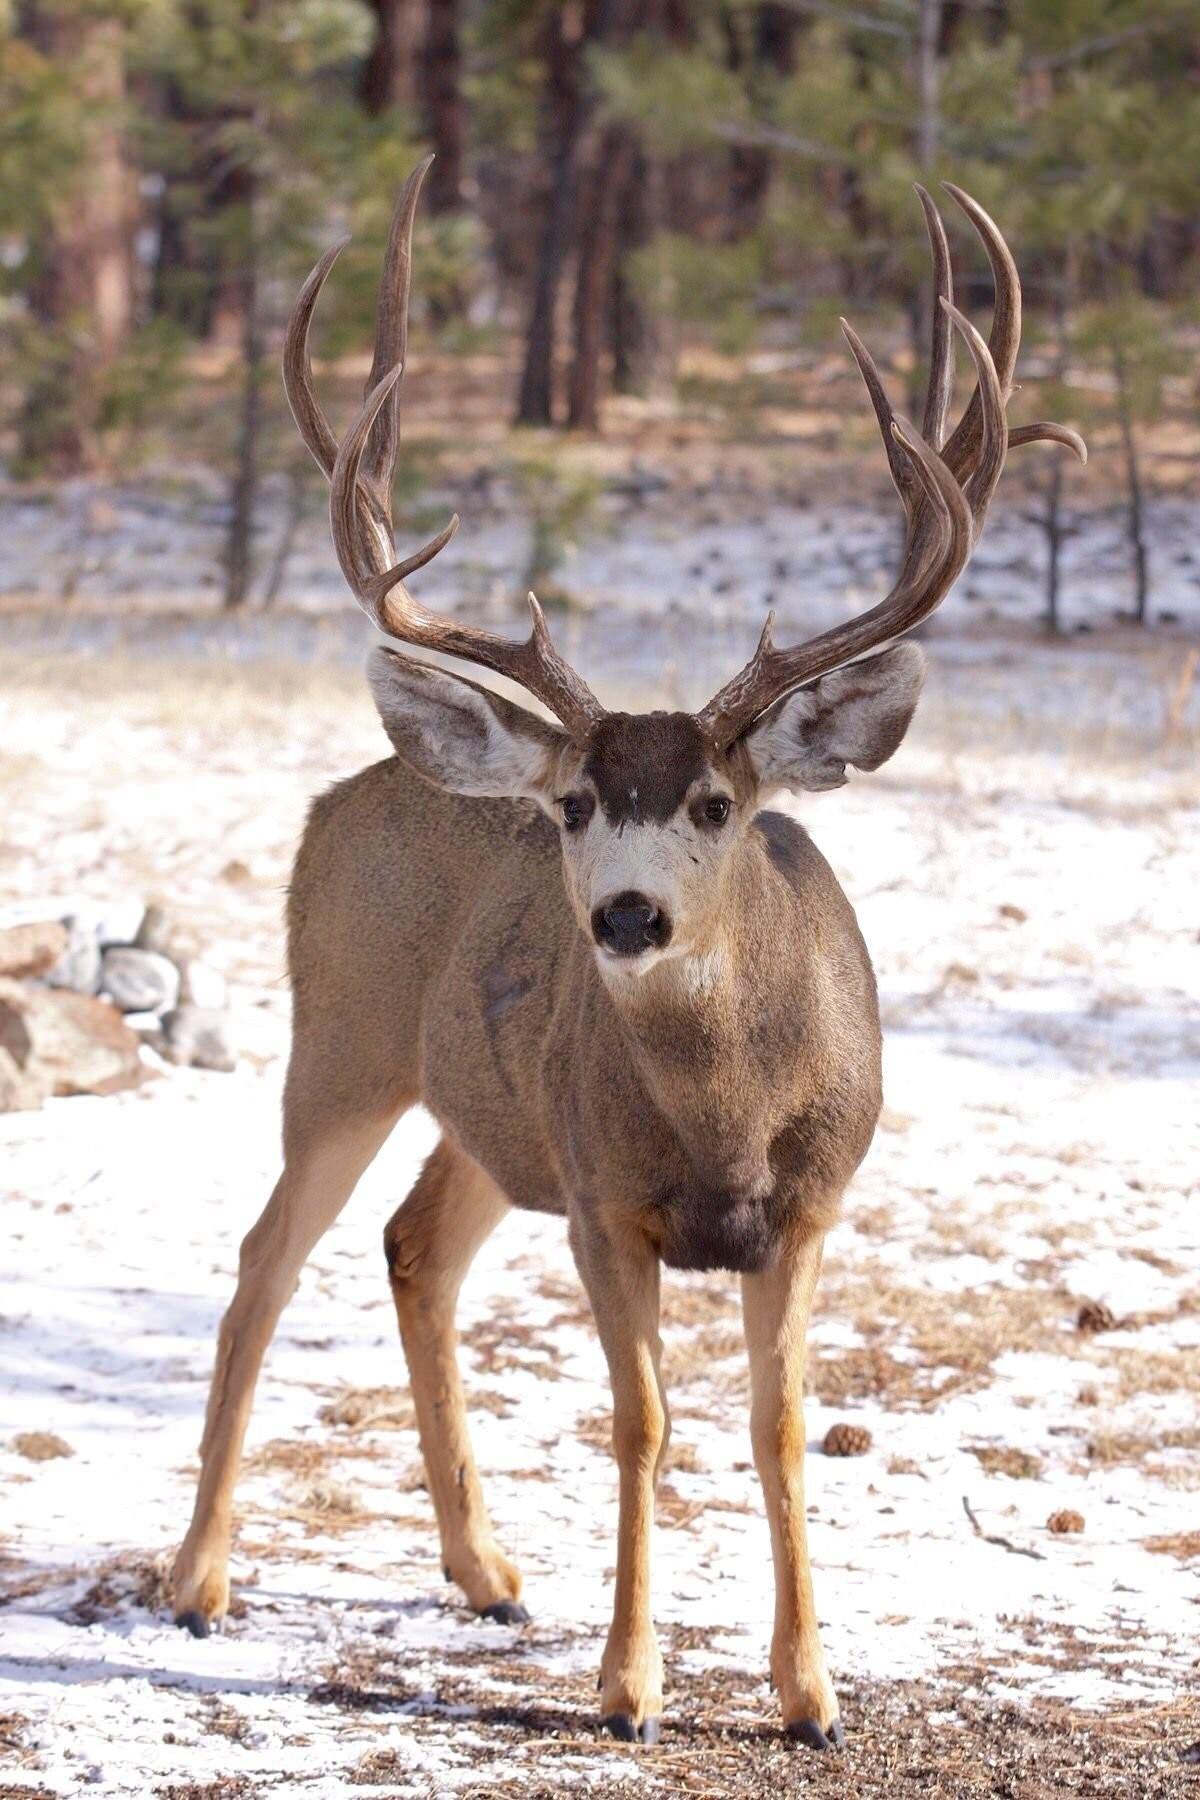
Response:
[961, 1495, 1047, 1562]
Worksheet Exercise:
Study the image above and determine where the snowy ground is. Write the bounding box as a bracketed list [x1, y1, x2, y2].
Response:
[1, 622, 1198, 1796]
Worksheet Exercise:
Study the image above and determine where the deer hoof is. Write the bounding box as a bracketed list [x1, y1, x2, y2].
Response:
[787, 1716, 845, 1751]
[175, 1610, 211, 1640]
[479, 1600, 530, 1626]
[601, 1713, 660, 1745]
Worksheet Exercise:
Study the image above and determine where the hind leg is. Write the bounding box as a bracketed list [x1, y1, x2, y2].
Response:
[384, 1137, 523, 1619]
[173, 1069, 405, 1634]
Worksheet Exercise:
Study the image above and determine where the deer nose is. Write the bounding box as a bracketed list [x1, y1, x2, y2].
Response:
[591, 890, 672, 958]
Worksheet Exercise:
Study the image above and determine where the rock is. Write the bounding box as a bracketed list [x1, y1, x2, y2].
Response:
[98, 901, 146, 947]
[0, 920, 68, 979]
[45, 922, 102, 995]
[162, 1004, 236, 1073]
[179, 958, 227, 1010]
[0, 1044, 47, 1111]
[100, 947, 180, 1015]
[0, 978, 142, 1101]
[135, 903, 180, 957]
[123, 1010, 165, 1035]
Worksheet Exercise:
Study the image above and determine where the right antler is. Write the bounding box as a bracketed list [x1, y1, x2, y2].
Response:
[695, 185, 1087, 747]
[283, 156, 604, 740]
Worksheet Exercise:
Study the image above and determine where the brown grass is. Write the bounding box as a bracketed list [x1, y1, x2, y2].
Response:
[969, 1445, 1044, 1480]
[10, 1431, 72, 1462]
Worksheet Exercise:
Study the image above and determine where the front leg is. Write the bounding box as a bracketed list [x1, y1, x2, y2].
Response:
[742, 1232, 843, 1750]
[570, 1213, 667, 1744]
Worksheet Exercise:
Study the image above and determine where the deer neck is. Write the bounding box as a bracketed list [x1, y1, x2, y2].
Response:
[595, 844, 785, 1193]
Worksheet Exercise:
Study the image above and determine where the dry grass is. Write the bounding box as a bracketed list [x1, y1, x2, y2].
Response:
[68, 1550, 173, 1624]
[1142, 1532, 1200, 1563]
[10, 1431, 72, 1462]
[968, 1444, 1044, 1480]
[316, 1385, 416, 1432]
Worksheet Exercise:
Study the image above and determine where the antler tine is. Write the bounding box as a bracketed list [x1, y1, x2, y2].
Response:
[330, 360, 602, 736]
[914, 184, 954, 451]
[359, 154, 431, 512]
[940, 299, 1007, 523]
[840, 319, 920, 511]
[938, 183, 1020, 483]
[283, 236, 350, 480]
[1009, 421, 1088, 462]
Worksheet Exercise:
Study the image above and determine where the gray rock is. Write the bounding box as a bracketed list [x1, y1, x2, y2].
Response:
[134, 903, 177, 956]
[100, 947, 180, 1014]
[94, 899, 147, 948]
[179, 958, 227, 1010]
[161, 1004, 236, 1073]
[46, 923, 102, 995]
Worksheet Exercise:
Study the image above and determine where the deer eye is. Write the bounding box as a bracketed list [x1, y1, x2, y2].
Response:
[703, 795, 732, 827]
[559, 793, 593, 833]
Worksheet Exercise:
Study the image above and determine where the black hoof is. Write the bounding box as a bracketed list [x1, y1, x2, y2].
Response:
[175, 1610, 210, 1640]
[601, 1713, 660, 1745]
[787, 1716, 845, 1752]
[479, 1600, 530, 1626]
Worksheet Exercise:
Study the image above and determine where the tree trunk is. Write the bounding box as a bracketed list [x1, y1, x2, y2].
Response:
[1112, 344, 1150, 624]
[421, 0, 464, 212]
[18, 6, 133, 473]
[723, 3, 802, 239]
[224, 188, 263, 610]
[1042, 282, 1070, 634]
[611, 152, 664, 396]
[359, 0, 420, 116]
[567, 127, 634, 430]
[515, 6, 590, 425]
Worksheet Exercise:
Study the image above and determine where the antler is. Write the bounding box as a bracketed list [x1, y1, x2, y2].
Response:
[695, 185, 1087, 747]
[283, 156, 604, 739]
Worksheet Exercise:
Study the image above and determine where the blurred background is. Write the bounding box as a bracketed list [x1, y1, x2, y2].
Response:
[0, 0, 1197, 657]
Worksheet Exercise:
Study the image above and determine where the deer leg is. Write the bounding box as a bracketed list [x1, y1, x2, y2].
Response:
[172, 1100, 401, 1635]
[571, 1217, 667, 1744]
[741, 1231, 842, 1749]
[384, 1138, 522, 1620]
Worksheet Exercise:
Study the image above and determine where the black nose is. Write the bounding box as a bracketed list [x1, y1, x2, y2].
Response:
[591, 890, 672, 957]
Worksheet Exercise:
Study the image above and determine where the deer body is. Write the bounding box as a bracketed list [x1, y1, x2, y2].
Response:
[294, 751, 880, 1270]
[172, 157, 1083, 1749]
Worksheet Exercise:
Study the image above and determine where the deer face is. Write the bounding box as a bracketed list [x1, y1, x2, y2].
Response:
[370, 642, 925, 978]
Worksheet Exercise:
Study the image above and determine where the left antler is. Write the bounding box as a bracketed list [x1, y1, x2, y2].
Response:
[695, 185, 1086, 748]
[283, 156, 604, 740]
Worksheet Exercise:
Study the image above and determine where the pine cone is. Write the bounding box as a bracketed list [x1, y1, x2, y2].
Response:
[1046, 1508, 1085, 1535]
[823, 1422, 872, 1457]
[1077, 1300, 1116, 1334]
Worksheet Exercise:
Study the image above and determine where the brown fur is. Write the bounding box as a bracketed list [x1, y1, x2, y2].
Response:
[173, 731, 883, 1742]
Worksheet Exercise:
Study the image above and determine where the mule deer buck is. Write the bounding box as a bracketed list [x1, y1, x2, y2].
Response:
[172, 158, 1083, 1748]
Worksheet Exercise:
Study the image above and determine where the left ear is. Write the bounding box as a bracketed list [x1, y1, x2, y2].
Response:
[743, 642, 925, 793]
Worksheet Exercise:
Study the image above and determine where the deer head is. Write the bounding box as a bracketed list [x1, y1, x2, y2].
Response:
[285, 159, 1084, 979]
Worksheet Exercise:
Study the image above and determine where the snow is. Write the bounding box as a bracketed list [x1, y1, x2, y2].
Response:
[1, 614, 1197, 1793]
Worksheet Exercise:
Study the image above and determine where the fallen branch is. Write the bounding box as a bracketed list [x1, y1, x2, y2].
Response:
[962, 1495, 1047, 1562]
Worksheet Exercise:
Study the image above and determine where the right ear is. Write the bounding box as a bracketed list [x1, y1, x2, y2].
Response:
[368, 647, 566, 803]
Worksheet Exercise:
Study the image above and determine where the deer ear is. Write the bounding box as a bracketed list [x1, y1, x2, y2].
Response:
[368, 647, 565, 801]
[743, 643, 925, 794]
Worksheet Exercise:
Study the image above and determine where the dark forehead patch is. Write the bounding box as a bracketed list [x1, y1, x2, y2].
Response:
[583, 712, 711, 825]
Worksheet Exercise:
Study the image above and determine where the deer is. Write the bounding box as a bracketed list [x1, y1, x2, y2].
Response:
[171, 157, 1084, 1749]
